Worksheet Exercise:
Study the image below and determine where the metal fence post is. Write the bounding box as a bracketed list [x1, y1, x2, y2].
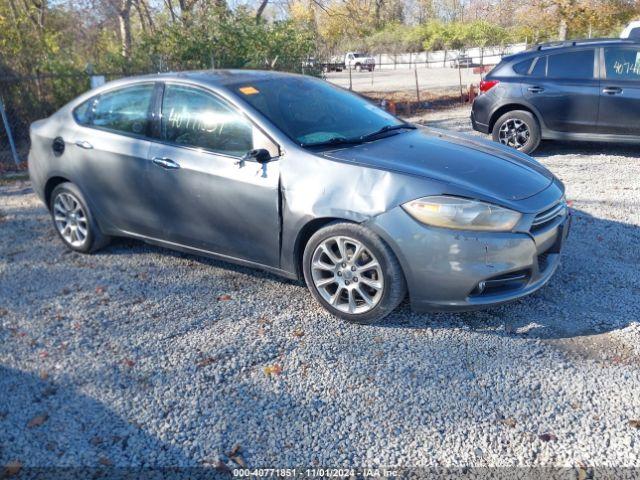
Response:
[0, 97, 20, 166]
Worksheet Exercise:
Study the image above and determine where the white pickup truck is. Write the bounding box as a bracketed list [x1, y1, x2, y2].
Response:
[325, 52, 376, 72]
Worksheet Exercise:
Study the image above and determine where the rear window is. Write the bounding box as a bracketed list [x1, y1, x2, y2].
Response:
[547, 50, 595, 79]
[531, 56, 547, 77]
[513, 59, 533, 75]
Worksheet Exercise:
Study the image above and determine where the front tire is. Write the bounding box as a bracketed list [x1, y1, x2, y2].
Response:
[50, 182, 110, 253]
[303, 222, 406, 324]
[492, 110, 541, 154]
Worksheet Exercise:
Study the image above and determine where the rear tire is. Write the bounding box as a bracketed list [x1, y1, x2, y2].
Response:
[49, 182, 110, 253]
[303, 222, 406, 324]
[492, 110, 541, 154]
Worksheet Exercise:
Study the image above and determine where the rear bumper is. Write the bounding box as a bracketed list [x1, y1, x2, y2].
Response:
[369, 204, 570, 313]
[470, 108, 490, 134]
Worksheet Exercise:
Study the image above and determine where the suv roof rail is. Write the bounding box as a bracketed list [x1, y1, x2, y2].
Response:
[533, 38, 639, 50]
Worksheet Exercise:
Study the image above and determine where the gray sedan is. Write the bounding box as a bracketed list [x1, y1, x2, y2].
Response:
[28, 70, 570, 323]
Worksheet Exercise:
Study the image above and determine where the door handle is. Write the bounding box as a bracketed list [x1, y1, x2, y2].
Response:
[527, 86, 545, 93]
[75, 140, 93, 149]
[152, 157, 180, 169]
[602, 86, 623, 95]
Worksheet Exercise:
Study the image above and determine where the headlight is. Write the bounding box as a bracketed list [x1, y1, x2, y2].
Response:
[402, 196, 522, 231]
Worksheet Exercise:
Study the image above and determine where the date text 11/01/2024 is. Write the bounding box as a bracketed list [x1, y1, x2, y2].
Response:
[232, 468, 399, 477]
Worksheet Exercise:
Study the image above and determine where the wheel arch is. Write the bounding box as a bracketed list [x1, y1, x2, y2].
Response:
[488, 103, 542, 133]
[44, 176, 71, 209]
[293, 217, 350, 279]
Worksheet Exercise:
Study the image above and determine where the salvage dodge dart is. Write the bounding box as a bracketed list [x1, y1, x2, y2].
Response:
[28, 70, 570, 323]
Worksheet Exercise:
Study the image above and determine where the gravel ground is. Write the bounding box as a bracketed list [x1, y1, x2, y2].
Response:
[1, 107, 640, 474]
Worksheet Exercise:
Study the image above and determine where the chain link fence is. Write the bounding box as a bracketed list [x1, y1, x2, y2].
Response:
[0, 43, 524, 170]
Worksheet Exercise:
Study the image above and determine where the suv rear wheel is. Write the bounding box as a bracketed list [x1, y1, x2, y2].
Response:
[492, 110, 541, 154]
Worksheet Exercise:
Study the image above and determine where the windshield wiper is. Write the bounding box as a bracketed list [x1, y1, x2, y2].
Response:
[359, 123, 417, 142]
[300, 136, 363, 148]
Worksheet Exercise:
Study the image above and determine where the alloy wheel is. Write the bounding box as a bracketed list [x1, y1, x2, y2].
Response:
[310, 236, 384, 314]
[498, 118, 530, 149]
[53, 192, 88, 247]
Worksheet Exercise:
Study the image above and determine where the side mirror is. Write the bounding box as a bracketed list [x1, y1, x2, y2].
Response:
[243, 148, 272, 164]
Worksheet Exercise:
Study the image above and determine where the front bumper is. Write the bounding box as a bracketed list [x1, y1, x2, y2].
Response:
[369, 204, 570, 312]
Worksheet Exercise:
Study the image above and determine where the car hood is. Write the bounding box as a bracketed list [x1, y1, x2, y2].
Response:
[322, 127, 554, 201]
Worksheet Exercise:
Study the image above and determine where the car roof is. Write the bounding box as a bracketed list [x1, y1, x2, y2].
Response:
[499, 38, 639, 63]
[117, 69, 304, 87]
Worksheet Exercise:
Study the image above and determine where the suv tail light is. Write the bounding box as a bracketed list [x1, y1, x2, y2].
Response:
[479, 79, 499, 94]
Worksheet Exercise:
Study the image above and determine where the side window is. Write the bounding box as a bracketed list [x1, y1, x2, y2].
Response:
[531, 56, 547, 77]
[73, 98, 96, 125]
[547, 50, 595, 79]
[513, 58, 533, 75]
[91, 84, 154, 135]
[161, 84, 253, 157]
[629, 28, 640, 40]
[604, 47, 640, 81]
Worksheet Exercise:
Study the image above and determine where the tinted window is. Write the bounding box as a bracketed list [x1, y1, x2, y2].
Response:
[604, 47, 640, 80]
[547, 50, 594, 79]
[531, 56, 547, 77]
[630, 27, 640, 40]
[513, 59, 533, 75]
[91, 84, 154, 135]
[231, 76, 402, 146]
[73, 98, 95, 125]
[161, 84, 253, 157]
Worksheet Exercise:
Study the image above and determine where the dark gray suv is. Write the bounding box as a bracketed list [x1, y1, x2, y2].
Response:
[471, 39, 640, 153]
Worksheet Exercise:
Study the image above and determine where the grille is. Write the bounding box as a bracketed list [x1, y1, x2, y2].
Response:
[532, 200, 567, 230]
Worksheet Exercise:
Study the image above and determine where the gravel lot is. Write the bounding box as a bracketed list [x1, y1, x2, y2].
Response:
[1, 106, 640, 474]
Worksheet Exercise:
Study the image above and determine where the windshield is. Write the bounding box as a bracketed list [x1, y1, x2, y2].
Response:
[229, 76, 402, 147]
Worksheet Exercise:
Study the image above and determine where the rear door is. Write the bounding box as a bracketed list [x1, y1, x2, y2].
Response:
[71, 82, 162, 237]
[597, 45, 640, 136]
[522, 48, 600, 133]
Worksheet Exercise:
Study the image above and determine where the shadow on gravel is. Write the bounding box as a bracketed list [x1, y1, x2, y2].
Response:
[535, 141, 640, 158]
[0, 365, 192, 468]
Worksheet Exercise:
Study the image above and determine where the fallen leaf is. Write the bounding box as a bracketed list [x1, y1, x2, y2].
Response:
[217, 294, 232, 301]
[196, 357, 215, 368]
[263, 364, 282, 376]
[578, 466, 588, 480]
[27, 413, 48, 428]
[39, 370, 49, 381]
[214, 461, 231, 473]
[0, 308, 7, 317]
[39, 351, 49, 359]
[500, 418, 517, 428]
[230, 455, 246, 468]
[227, 444, 241, 457]
[95, 286, 107, 294]
[538, 432, 557, 442]
[3, 460, 22, 477]
[99, 456, 113, 466]
[292, 329, 305, 338]
[629, 420, 640, 429]
[90, 436, 103, 446]
[61, 287, 71, 295]
[122, 358, 135, 368]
